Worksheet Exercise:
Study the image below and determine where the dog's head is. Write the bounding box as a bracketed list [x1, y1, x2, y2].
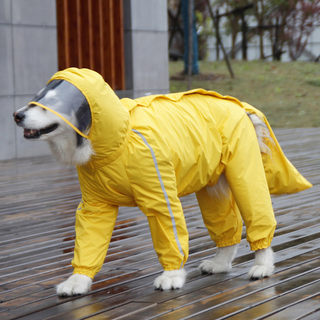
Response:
[14, 79, 91, 145]
[13, 67, 130, 166]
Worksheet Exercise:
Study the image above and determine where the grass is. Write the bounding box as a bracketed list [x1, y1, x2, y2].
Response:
[170, 60, 320, 128]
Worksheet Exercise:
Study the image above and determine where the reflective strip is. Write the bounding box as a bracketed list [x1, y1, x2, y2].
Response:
[132, 129, 184, 268]
[28, 101, 89, 139]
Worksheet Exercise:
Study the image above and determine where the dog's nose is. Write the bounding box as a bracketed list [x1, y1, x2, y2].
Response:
[13, 112, 25, 123]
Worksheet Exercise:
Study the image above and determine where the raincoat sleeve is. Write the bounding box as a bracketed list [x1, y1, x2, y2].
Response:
[127, 130, 189, 271]
[72, 199, 118, 279]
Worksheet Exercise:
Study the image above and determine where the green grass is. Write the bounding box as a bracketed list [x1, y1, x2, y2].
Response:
[170, 60, 320, 128]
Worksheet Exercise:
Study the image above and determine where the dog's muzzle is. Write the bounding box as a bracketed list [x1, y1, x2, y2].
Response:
[13, 111, 59, 139]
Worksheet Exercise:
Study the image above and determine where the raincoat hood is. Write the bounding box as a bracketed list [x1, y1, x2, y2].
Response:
[30, 68, 130, 165]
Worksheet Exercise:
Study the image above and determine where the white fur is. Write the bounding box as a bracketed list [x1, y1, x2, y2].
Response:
[15, 104, 93, 165]
[48, 133, 93, 166]
[248, 113, 273, 154]
[248, 247, 275, 279]
[19, 104, 59, 131]
[56, 273, 92, 296]
[199, 244, 238, 274]
[199, 245, 274, 280]
[206, 174, 230, 199]
[154, 269, 187, 290]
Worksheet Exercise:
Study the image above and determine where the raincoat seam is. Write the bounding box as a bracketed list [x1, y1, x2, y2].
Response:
[132, 89, 246, 110]
[132, 129, 185, 267]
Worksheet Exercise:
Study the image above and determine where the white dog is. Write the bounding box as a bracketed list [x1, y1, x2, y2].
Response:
[14, 90, 275, 296]
[15, 69, 312, 297]
[14, 67, 309, 296]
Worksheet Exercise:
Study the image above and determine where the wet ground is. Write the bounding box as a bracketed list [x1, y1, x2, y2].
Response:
[0, 128, 319, 319]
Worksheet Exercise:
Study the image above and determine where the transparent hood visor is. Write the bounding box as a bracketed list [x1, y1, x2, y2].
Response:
[29, 79, 91, 139]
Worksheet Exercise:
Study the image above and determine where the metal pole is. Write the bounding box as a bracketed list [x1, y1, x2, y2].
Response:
[188, 0, 193, 89]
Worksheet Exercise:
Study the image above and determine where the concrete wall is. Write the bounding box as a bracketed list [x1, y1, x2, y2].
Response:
[123, 0, 169, 98]
[0, 0, 57, 160]
[1, 0, 170, 160]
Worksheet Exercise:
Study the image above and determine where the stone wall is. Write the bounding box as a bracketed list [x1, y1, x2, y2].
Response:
[123, 0, 169, 98]
[0, 0, 57, 160]
[1, 0, 169, 160]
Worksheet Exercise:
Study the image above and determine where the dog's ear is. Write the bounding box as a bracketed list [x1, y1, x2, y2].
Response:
[76, 100, 91, 135]
[75, 99, 91, 147]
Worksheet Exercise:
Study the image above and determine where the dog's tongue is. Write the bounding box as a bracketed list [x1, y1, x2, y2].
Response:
[24, 128, 40, 138]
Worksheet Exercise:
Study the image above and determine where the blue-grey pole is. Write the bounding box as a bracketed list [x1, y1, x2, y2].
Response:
[182, 0, 199, 75]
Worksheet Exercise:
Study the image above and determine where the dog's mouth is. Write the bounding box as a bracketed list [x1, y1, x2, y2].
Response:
[24, 123, 59, 139]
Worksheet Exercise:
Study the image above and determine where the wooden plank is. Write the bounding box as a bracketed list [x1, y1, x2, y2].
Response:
[101, 0, 115, 87]
[257, 294, 320, 320]
[55, 0, 125, 90]
[5, 239, 320, 319]
[55, 0, 68, 69]
[0, 128, 319, 319]
[113, 0, 125, 90]
[140, 262, 320, 320]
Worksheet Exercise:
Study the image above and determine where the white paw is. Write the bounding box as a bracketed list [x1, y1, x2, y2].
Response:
[249, 247, 275, 280]
[199, 259, 232, 274]
[154, 269, 186, 290]
[56, 274, 92, 296]
[249, 264, 274, 279]
[199, 245, 237, 274]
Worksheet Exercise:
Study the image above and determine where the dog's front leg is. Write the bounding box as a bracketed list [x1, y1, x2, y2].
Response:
[154, 269, 187, 290]
[55, 200, 118, 296]
[127, 136, 190, 291]
[56, 274, 92, 296]
[249, 247, 274, 279]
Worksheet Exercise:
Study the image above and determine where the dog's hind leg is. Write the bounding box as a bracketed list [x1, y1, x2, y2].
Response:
[196, 178, 243, 275]
[249, 247, 274, 279]
[223, 114, 276, 278]
[199, 244, 238, 274]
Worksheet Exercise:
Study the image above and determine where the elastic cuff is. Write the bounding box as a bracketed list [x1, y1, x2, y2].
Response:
[215, 237, 241, 248]
[73, 268, 96, 279]
[249, 237, 273, 251]
[163, 263, 185, 271]
[162, 259, 186, 271]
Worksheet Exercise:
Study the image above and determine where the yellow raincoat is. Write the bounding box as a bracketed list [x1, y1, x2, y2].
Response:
[36, 68, 311, 279]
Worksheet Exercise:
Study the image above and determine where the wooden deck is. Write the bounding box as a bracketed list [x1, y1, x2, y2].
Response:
[0, 128, 319, 320]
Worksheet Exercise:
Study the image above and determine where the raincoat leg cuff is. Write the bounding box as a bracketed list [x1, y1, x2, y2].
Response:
[73, 268, 96, 279]
[215, 239, 241, 248]
[249, 238, 273, 251]
[162, 261, 186, 271]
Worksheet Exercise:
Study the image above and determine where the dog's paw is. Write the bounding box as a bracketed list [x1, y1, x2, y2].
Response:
[249, 264, 274, 280]
[249, 247, 275, 280]
[199, 259, 232, 274]
[154, 269, 186, 290]
[56, 274, 92, 296]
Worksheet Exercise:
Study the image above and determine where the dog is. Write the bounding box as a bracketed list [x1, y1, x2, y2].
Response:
[13, 68, 311, 296]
